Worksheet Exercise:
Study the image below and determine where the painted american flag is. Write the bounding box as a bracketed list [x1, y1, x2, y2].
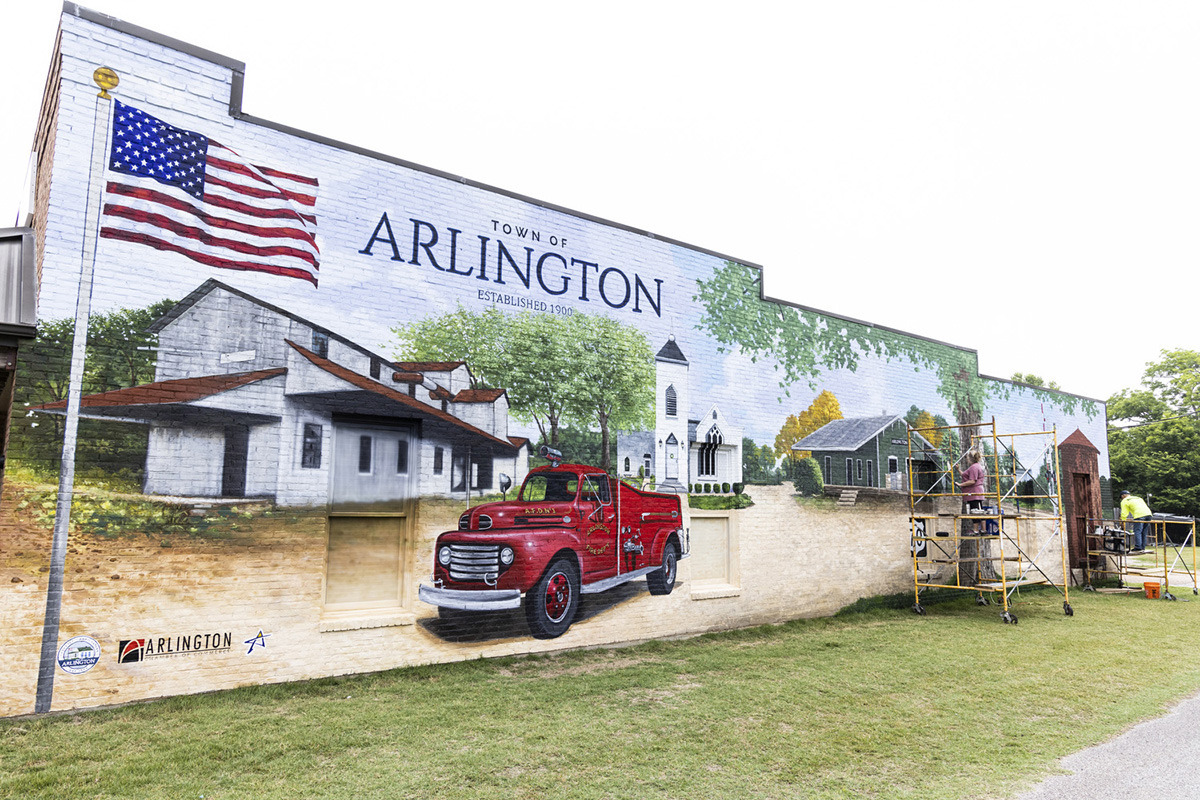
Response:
[100, 101, 320, 286]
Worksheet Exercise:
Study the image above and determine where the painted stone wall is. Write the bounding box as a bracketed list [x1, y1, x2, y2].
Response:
[0, 7, 1103, 716]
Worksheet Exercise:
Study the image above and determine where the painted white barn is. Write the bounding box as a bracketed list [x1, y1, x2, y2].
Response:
[617, 336, 742, 492]
[37, 280, 529, 506]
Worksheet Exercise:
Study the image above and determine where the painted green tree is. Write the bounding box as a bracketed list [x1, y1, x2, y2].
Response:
[694, 262, 1097, 435]
[572, 314, 654, 473]
[393, 308, 653, 472]
[12, 299, 176, 478]
[389, 305, 508, 390]
[741, 438, 779, 484]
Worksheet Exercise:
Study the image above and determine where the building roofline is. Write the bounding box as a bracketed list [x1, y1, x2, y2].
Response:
[794, 414, 918, 453]
[285, 340, 515, 450]
[32, 367, 285, 410]
[979, 372, 1106, 406]
[148, 278, 411, 373]
[63, 3, 244, 72]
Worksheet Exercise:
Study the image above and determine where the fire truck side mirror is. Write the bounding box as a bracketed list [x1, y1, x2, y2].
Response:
[499, 473, 512, 500]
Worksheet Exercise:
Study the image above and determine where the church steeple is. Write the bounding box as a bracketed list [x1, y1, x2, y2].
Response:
[655, 335, 690, 493]
[656, 334, 688, 365]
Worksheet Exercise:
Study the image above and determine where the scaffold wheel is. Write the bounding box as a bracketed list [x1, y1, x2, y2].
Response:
[1164, 592, 1177, 602]
[976, 594, 989, 606]
[912, 603, 926, 616]
[1001, 611, 1018, 624]
[1063, 602, 1074, 617]
[1083, 584, 1096, 592]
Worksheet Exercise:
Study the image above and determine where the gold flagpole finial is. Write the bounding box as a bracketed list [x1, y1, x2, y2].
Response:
[93, 67, 119, 99]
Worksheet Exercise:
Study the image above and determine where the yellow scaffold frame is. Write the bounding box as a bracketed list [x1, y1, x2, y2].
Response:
[1083, 516, 1198, 600]
[905, 419, 1073, 624]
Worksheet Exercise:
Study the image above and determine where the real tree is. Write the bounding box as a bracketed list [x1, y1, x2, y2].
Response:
[1108, 348, 1200, 517]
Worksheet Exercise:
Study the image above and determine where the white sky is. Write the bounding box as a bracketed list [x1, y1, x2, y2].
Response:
[5, 1, 1198, 406]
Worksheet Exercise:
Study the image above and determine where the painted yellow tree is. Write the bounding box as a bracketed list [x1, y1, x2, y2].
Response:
[774, 414, 804, 459]
[775, 390, 844, 459]
[911, 410, 942, 447]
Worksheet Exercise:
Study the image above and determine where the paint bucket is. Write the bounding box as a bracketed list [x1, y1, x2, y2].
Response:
[1144, 582, 1161, 600]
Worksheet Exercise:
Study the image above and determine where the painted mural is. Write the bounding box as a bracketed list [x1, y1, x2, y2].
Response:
[0, 7, 1108, 715]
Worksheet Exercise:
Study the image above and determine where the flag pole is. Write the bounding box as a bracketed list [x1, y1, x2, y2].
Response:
[34, 67, 118, 714]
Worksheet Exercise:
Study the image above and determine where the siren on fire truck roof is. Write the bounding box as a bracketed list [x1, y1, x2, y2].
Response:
[538, 445, 563, 466]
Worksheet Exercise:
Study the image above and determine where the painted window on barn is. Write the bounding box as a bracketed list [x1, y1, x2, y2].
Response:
[301, 423, 322, 469]
[358, 435, 373, 474]
[451, 450, 494, 492]
[396, 439, 409, 474]
[312, 331, 329, 359]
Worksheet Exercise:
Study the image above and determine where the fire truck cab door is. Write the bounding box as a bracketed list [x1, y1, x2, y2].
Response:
[580, 474, 618, 578]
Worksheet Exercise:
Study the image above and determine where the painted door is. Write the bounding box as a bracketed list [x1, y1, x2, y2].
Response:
[1071, 472, 1093, 568]
[221, 424, 249, 497]
[331, 423, 414, 505]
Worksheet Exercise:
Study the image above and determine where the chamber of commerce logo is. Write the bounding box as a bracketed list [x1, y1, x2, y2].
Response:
[115, 632, 232, 663]
[118, 639, 146, 663]
[57, 636, 101, 674]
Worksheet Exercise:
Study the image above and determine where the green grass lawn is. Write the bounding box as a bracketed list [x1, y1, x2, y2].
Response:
[4, 589, 1200, 799]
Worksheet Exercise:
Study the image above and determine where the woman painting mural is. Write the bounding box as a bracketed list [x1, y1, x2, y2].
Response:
[958, 448, 995, 582]
[958, 449, 987, 534]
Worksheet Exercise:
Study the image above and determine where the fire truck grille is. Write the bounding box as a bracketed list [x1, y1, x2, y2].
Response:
[447, 544, 501, 582]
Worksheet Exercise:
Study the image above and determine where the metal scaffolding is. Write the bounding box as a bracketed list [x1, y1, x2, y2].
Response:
[1083, 516, 1198, 600]
[906, 419, 1073, 623]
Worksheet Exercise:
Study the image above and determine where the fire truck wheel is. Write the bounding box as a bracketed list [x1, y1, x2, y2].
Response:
[646, 540, 679, 596]
[525, 556, 580, 639]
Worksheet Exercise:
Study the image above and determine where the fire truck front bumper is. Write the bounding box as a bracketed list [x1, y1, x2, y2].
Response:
[419, 583, 523, 611]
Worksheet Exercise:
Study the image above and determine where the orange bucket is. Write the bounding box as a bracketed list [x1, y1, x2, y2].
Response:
[1144, 582, 1161, 600]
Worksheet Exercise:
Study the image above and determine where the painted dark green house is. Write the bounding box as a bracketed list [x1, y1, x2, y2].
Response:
[793, 414, 938, 491]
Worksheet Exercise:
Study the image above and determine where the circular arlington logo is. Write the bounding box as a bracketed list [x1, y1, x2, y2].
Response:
[57, 636, 101, 674]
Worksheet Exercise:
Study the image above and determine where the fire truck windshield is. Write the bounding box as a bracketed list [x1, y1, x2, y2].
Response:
[520, 473, 579, 502]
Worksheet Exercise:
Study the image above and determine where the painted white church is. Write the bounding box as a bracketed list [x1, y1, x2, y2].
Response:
[617, 336, 742, 492]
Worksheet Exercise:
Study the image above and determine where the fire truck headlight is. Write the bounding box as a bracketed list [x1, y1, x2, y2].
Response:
[438, 546, 452, 566]
[499, 546, 515, 566]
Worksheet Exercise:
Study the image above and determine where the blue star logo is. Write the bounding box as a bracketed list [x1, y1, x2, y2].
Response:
[244, 630, 271, 654]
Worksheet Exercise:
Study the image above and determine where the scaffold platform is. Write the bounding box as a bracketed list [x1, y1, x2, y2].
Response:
[906, 420, 1073, 624]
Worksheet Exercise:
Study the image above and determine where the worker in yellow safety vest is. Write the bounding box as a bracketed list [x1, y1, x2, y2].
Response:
[1119, 490, 1153, 553]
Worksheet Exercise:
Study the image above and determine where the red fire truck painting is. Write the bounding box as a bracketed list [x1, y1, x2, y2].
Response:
[419, 448, 687, 639]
